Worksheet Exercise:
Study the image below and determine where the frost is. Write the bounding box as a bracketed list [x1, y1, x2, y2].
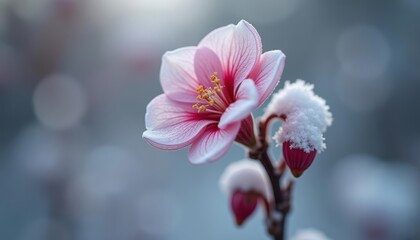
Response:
[264, 80, 333, 152]
[219, 159, 272, 200]
[291, 228, 332, 240]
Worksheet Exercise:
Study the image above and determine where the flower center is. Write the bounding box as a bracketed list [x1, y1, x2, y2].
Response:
[192, 72, 228, 113]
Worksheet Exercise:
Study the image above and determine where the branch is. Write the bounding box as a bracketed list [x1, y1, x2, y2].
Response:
[248, 115, 293, 240]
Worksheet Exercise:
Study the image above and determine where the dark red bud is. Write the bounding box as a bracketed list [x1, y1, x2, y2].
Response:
[230, 190, 258, 226]
[282, 141, 317, 177]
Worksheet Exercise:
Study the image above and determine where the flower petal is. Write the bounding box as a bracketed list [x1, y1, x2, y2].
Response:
[143, 94, 215, 150]
[199, 20, 262, 90]
[194, 47, 225, 87]
[160, 46, 199, 103]
[188, 122, 241, 164]
[218, 79, 258, 129]
[249, 50, 286, 107]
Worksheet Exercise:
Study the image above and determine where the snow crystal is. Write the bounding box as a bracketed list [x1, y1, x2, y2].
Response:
[264, 80, 332, 152]
[219, 159, 272, 200]
[291, 228, 332, 240]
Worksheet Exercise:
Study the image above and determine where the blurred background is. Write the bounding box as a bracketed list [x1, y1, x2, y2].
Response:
[0, 0, 420, 239]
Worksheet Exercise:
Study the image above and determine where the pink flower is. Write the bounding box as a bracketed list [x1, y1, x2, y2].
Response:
[143, 20, 285, 164]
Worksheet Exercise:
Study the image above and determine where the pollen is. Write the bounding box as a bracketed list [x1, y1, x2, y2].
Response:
[198, 105, 207, 112]
[192, 72, 226, 112]
[196, 85, 204, 94]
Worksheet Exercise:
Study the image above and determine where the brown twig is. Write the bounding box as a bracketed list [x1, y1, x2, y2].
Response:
[248, 115, 292, 240]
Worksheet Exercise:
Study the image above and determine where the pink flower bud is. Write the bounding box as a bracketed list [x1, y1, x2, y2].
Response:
[282, 141, 317, 177]
[231, 190, 259, 226]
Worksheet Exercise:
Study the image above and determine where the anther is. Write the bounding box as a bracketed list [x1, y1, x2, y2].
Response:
[198, 105, 207, 112]
[192, 72, 226, 113]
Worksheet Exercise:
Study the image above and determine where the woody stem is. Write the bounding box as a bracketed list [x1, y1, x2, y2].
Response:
[248, 115, 292, 240]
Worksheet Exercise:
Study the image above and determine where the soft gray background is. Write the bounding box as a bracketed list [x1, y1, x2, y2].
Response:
[1, 0, 419, 239]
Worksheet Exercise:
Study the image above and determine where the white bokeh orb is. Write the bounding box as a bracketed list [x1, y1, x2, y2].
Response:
[33, 74, 87, 131]
[336, 25, 391, 80]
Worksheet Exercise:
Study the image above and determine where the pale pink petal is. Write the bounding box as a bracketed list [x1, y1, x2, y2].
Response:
[199, 20, 262, 90]
[143, 94, 215, 150]
[218, 79, 258, 129]
[160, 46, 199, 103]
[194, 47, 224, 87]
[188, 122, 241, 164]
[248, 50, 286, 107]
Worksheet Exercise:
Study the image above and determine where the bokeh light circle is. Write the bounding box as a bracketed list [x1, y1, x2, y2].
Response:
[336, 25, 391, 80]
[33, 74, 87, 130]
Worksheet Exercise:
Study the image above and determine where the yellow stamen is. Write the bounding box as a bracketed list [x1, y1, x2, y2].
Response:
[192, 103, 199, 109]
[198, 105, 206, 112]
[196, 85, 204, 94]
[192, 72, 226, 113]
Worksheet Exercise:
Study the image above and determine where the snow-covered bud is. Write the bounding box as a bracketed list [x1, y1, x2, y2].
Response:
[283, 141, 317, 177]
[230, 190, 259, 225]
[291, 228, 332, 240]
[264, 80, 332, 177]
[220, 160, 272, 225]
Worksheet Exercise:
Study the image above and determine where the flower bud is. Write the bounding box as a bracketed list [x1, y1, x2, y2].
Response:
[235, 115, 258, 149]
[220, 160, 273, 225]
[231, 190, 259, 225]
[264, 80, 332, 176]
[283, 141, 317, 177]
